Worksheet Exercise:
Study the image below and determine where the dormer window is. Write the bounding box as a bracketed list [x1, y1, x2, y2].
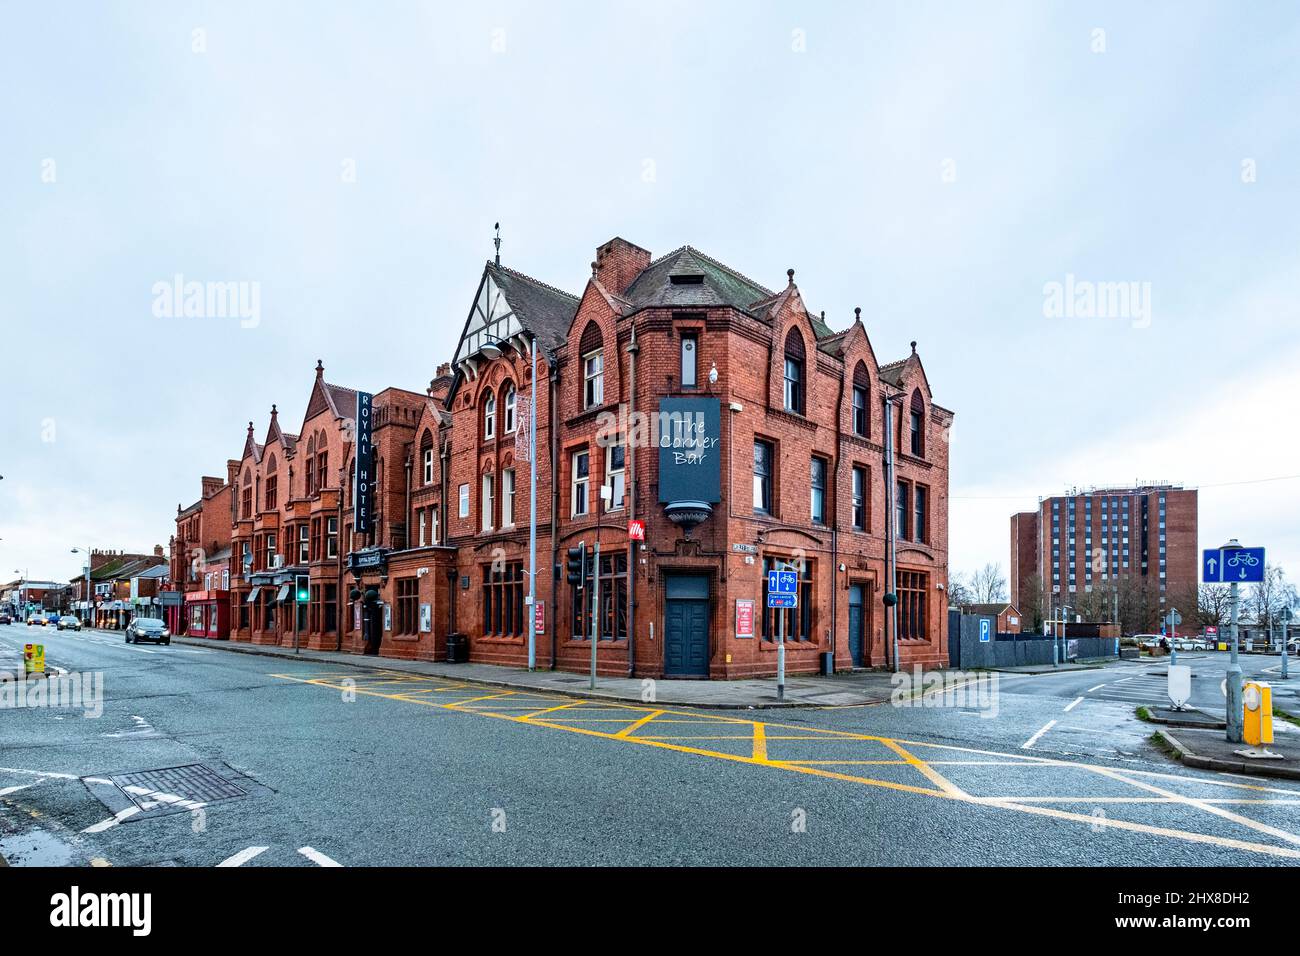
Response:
[782, 329, 805, 415]
[583, 351, 603, 408]
[669, 273, 704, 285]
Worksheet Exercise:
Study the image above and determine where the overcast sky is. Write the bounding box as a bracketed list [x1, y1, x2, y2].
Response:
[1, 1, 1297, 589]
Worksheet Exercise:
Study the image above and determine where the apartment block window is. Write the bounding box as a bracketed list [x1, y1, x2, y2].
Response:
[484, 562, 525, 637]
[326, 517, 338, 559]
[761, 557, 813, 642]
[298, 524, 309, 564]
[484, 392, 496, 440]
[782, 330, 805, 414]
[898, 570, 929, 641]
[502, 469, 516, 527]
[481, 473, 495, 531]
[571, 449, 590, 516]
[504, 383, 517, 434]
[810, 456, 827, 525]
[753, 440, 774, 515]
[896, 481, 909, 540]
[851, 466, 867, 531]
[605, 444, 626, 510]
[458, 483, 470, 518]
[680, 334, 697, 388]
[395, 577, 419, 635]
[914, 484, 927, 543]
[583, 351, 604, 408]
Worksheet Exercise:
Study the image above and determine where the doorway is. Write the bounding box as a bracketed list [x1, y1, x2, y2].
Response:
[663, 574, 709, 677]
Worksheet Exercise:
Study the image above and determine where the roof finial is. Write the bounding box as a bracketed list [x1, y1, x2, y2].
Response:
[493, 222, 501, 267]
[270, 403, 278, 418]
[591, 261, 598, 278]
[854, 307, 862, 322]
[910, 340, 917, 354]
[315, 358, 324, 379]
[786, 268, 795, 286]
[247, 421, 254, 435]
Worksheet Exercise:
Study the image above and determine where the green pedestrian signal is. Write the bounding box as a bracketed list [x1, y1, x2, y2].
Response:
[295, 574, 310, 603]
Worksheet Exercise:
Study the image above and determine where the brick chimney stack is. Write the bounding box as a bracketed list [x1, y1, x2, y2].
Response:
[594, 238, 651, 296]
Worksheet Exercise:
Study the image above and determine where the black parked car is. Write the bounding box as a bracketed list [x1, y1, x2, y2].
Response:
[125, 618, 171, 645]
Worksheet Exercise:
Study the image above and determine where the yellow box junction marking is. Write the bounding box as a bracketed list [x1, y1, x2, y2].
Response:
[270, 669, 1300, 860]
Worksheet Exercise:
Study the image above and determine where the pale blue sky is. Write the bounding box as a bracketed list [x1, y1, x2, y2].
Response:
[1, 1, 1298, 586]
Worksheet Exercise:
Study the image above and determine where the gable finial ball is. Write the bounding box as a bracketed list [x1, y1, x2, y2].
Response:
[911, 340, 917, 353]
[855, 307, 861, 320]
[787, 268, 795, 285]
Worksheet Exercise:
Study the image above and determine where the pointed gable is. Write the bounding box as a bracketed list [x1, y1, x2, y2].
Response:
[623, 245, 773, 311]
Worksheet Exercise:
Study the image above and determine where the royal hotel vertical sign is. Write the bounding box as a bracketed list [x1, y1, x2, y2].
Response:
[354, 392, 374, 534]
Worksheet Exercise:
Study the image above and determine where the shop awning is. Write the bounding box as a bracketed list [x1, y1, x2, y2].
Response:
[246, 586, 261, 604]
[276, 584, 291, 603]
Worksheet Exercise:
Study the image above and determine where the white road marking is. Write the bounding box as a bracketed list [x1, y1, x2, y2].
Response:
[297, 846, 342, 867]
[1086, 683, 1107, 692]
[1063, 696, 1084, 712]
[82, 806, 141, 833]
[218, 846, 270, 867]
[0, 784, 33, 796]
[1022, 720, 1057, 749]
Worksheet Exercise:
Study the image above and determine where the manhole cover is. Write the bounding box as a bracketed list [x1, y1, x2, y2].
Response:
[82, 762, 272, 821]
[548, 677, 585, 684]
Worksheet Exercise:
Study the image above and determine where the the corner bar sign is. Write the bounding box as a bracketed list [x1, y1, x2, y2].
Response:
[354, 391, 375, 534]
[657, 397, 721, 504]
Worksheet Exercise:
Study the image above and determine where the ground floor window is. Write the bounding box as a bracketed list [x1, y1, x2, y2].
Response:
[898, 570, 929, 641]
[395, 577, 419, 635]
[761, 556, 813, 641]
[571, 552, 628, 641]
[324, 584, 337, 633]
[483, 562, 524, 637]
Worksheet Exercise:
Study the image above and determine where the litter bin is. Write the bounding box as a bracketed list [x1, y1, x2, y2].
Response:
[445, 633, 468, 664]
[820, 652, 834, 676]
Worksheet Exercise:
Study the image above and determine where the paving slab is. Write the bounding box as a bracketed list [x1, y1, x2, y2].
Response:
[173, 636, 899, 708]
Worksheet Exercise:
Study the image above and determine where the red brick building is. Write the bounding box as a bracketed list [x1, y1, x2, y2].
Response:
[168, 474, 234, 637]
[193, 237, 955, 676]
[1010, 484, 1198, 633]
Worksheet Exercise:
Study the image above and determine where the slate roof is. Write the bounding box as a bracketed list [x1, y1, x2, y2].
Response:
[878, 359, 908, 386]
[623, 246, 774, 312]
[133, 565, 171, 580]
[960, 602, 1017, 617]
[486, 261, 581, 356]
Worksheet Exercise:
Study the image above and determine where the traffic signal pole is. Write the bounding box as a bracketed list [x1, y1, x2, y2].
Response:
[590, 540, 600, 691]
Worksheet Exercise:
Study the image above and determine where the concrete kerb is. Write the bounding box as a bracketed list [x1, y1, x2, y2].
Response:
[1156, 727, 1300, 782]
[171, 636, 893, 709]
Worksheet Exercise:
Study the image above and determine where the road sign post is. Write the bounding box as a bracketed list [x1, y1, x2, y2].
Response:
[1166, 608, 1182, 667]
[767, 566, 798, 701]
[1281, 607, 1293, 680]
[1208, 541, 1259, 744]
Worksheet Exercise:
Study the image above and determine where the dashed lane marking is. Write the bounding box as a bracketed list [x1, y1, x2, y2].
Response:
[1022, 720, 1057, 749]
[218, 846, 269, 867]
[298, 846, 342, 867]
[1063, 696, 1084, 712]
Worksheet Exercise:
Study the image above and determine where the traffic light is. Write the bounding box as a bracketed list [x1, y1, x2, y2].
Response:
[295, 574, 310, 603]
[565, 544, 587, 588]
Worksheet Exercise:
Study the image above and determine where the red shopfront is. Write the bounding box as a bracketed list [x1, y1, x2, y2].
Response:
[185, 589, 230, 639]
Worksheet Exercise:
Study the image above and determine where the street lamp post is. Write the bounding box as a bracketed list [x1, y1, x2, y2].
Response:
[1059, 604, 1072, 666]
[71, 548, 92, 627]
[1281, 606, 1293, 681]
[1222, 539, 1244, 744]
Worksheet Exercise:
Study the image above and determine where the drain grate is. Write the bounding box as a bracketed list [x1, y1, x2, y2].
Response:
[82, 761, 272, 822]
[112, 764, 248, 810]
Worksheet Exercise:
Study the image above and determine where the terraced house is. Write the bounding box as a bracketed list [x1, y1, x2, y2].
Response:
[180, 236, 954, 676]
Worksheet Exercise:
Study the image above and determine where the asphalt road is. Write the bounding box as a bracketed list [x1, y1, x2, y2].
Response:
[4, 624, 1300, 867]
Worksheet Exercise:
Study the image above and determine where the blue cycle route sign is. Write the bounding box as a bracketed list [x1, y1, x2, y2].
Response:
[766, 569, 798, 608]
[1202, 547, 1265, 583]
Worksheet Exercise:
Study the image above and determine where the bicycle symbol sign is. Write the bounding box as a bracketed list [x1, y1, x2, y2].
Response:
[1203, 546, 1265, 583]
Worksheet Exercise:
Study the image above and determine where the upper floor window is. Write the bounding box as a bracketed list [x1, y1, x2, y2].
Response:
[571, 449, 590, 516]
[579, 321, 604, 409]
[503, 384, 517, 433]
[896, 480, 909, 540]
[852, 466, 867, 531]
[298, 524, 309, 564]
[782, 329, 805, 415]
[316, 452, 328, 493]
[810, 456, 827, 525]
[502, 469, 516, 527]
[458, 483, 470, 518]
[909, 390, 925, 457]
[605, 443, 626, 511]
[753, 440, 774, 515]
[483, 391, 496, 440]
[422, 445, 434, 485]
[265, 474, 278, 511]
[680, 334, 697, 388]
[852, 363, 869, 437]
[914, 484, 927, 543]
[481, 473, 495, 531]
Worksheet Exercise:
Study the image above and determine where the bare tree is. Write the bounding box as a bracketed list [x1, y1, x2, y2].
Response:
[946, 573, 973, 607]
[1244, 564, 1298, 630]
[970, 562, 1008, 604]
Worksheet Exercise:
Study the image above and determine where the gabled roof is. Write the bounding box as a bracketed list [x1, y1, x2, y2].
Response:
[241, 423, 264, 465]
[133, 565, 170, 580]
[878, 358, 908, 386]
[485, 261, 580, 355]
[623, 245, 774, 312]
[960, 602, 1018, 616]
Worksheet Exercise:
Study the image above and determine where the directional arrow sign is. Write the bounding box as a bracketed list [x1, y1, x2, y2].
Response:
[1203, 547, 1266, 583]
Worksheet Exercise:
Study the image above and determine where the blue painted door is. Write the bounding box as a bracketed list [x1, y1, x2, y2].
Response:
[664, 586, 709, 677]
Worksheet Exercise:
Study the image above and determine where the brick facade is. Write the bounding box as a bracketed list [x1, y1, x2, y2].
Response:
[184, 238, 955, 676]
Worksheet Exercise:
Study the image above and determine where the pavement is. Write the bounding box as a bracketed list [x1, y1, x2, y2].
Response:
[169, 635, 902, 708]
[1158, 726, 1300, 781]
[8, 624, 1300, 867]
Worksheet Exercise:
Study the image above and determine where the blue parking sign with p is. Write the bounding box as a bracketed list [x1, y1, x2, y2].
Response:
[979, 619, 992, 643]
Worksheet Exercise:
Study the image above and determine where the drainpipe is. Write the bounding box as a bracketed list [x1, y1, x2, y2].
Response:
[404, 453, 412, 551]
[884, 393, 899, 672]
[626, 326, 638, 676]
[549, 360, 560, 669]
[830, 328, 845, 673]
[336, 439, 351, 653]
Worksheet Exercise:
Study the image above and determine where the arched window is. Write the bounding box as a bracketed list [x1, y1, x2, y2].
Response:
[305, 435, 317, 495]
[782, 328, 805, 415]
[420, 429, 434, 486]
[579, 322, 604, 408]
[265, 454, 278, 510]
[503, 382, 517, 434]
[483, 389, 496, 440]
[909, 389, 926, 457]
[851, 361, 870, 437]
